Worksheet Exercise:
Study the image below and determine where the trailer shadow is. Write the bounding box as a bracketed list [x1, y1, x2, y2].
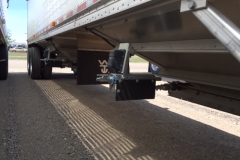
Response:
[35, 72, 240, 160]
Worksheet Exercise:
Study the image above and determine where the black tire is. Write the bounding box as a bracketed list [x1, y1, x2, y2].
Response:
[42, 66, 52, 79]
[0, 45, 8, 80]
[27, 48, 32, 75]
[149, 63, 160, 74]
[30, 47, 41, 79]
[73, 69, 77, 76]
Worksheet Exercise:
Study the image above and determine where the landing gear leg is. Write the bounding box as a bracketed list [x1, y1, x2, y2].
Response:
[97, 43, 161, 101]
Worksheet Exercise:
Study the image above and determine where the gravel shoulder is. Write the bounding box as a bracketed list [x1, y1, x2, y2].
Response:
[0, 60, 239, 160]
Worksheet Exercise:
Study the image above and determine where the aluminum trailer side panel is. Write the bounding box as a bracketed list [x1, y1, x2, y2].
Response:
[27, 0, 160, 43]
[0, 0, 8, 45]
[27, 0, 81, 40]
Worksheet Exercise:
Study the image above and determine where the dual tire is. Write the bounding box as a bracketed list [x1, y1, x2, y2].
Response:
[73, 69, 77, 76]
[0, 45, 8, 80]
[42, 65, 52, 79]
[27, 48, 32, 75]
[28, 47, 52, 79]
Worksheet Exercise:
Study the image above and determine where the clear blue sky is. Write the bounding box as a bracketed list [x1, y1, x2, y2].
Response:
[7, 0, 27, 43]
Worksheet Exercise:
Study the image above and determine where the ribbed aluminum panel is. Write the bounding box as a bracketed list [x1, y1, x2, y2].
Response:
[27, 0, 156, 43]
[27, 0, 80, 39]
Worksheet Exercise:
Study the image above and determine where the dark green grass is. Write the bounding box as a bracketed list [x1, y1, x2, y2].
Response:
[130, 55, 147, 63]
[8, 52, 147, 62]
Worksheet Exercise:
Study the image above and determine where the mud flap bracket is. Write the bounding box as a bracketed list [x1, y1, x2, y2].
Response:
[97, 43, 161, 101]
[77, 50, 112, 85]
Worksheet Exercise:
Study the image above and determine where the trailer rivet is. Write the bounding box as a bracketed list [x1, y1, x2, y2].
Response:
[188, 1, 196, 10]
[136, 80, 139, 83]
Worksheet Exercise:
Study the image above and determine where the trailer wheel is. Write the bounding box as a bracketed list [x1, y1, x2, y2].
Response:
[30, 47, 41, 79]
[73, 69, 77, 76]
[0, 45, 8, 80]
[27, 48, 32, 75]
[149, 63, 160, 74]
[42, 66, 52, 79]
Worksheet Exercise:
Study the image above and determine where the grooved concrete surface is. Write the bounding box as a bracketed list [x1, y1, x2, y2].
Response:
[0, 60, 239, 160]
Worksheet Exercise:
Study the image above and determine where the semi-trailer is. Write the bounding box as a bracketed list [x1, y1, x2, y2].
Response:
[0, 0, 8, 80]
[27, 0, 240, 115]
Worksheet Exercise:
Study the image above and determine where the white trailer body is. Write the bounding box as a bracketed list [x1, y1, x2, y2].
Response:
[0, 0, 8, 80]
[27, 0, 240, 115]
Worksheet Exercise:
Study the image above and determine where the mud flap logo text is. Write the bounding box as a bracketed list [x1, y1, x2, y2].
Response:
[98, 60, 108, 74]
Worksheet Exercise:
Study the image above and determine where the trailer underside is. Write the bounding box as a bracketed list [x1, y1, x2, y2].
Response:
[28, 0, 240, 115]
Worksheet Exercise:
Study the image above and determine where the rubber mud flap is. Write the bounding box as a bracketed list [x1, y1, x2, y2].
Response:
[116, 79, 156, 101]
[77, 50, 113, 85]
